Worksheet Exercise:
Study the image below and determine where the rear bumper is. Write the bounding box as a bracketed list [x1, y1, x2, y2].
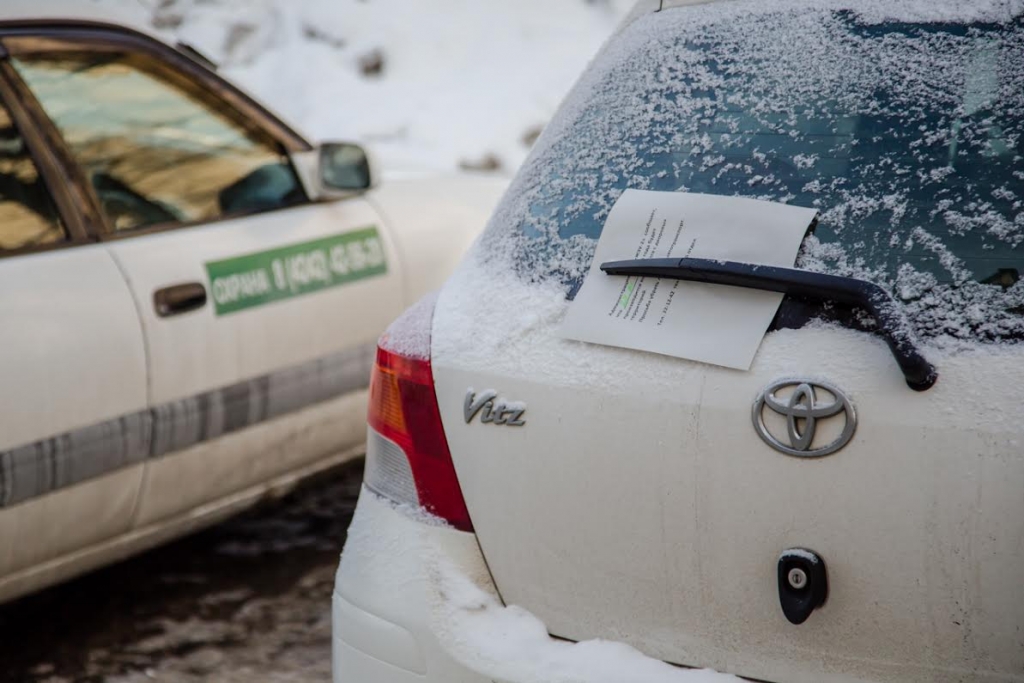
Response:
[332, 487, 1024, 683]
[331, 487, 492, 683]
[332, 592, 428, 681]
[332, 488, 740, 683]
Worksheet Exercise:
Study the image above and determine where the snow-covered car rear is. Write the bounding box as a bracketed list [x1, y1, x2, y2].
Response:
[333, 1, 1024, 682]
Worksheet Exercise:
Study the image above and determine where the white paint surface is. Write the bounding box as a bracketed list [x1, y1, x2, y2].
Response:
[335, 488, 740, 683]
[0, 245, 147, 451]
[109, 200, 403, 404]
[0, 246, 147, 583]
[424, 10, 1024, 679]
[431, 248, 1024, 682]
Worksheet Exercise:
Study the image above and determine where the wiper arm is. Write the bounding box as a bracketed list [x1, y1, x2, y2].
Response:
[600, 257, 937, 391]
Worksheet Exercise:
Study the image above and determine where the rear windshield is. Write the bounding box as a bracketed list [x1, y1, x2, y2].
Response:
[486, 1, 1024, 343]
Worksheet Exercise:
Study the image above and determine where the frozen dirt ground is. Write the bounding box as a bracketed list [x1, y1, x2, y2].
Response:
[0, 460, 365, 683]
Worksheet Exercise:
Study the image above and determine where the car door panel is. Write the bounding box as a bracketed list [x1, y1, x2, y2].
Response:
[108, 201, 401, 404]
[0, 467, 144, 603]
[6, 37, 406, 526]
[132, 388, 371, 529]
[0, 246, 147, 587]
[110, 200, 403, 523]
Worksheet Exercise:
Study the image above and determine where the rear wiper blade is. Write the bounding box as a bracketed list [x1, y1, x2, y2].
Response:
[601, 257, 937, 391]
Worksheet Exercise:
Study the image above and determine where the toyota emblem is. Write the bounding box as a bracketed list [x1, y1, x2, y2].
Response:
[752, 379, 856, 457]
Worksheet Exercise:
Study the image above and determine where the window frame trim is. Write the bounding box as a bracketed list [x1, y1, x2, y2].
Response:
[0, 59, 92, 257]
[0, 21, 319, 242]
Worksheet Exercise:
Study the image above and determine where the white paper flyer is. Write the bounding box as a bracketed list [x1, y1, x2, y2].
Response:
[560, 190, 818, 370]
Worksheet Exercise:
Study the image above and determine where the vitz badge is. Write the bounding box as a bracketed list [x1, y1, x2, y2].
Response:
[464, 389, 526, 426]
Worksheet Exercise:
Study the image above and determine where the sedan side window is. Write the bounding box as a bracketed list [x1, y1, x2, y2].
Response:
[11, 51, 307, 232]
[0, 96, 64, 251]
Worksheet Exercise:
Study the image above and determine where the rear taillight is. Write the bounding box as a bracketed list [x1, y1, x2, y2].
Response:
[364, 319, 473, 532]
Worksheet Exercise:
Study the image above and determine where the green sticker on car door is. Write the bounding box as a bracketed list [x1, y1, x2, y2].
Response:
[205, 226, 388, 315]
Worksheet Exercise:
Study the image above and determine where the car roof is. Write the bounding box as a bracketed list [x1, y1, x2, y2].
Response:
[0, 1, 167, 42]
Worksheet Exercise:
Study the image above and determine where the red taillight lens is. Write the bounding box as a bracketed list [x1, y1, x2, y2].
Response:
[367, 345, 473, 532]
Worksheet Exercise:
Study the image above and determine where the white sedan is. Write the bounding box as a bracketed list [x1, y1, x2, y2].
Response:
[0, 9, 504, 603]
[334, 1, 1024, 682]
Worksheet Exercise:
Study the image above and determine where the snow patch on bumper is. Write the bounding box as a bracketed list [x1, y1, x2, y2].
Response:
[430, 547, 738, 683]
[334, 486, 736, 683]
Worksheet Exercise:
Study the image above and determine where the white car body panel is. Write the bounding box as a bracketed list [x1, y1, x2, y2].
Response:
[0, 466, 145, 599]
[431, 266, 1024, 682]
[0, 393, 363, 604]
[0, 246, 146, 581]
[0, 246, 147, 451]
[333, 488, 494, 683]
[108, 199, 403, 405]
[131, 385, 370, 530]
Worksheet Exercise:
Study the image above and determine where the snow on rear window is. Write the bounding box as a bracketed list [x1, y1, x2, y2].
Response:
[480, 0, 1024, 345]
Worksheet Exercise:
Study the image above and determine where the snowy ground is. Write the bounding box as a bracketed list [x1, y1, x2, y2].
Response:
[98, 0, 634, 175]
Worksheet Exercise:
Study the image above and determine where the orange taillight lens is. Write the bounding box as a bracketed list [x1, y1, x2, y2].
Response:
[366, 345, 473, 532]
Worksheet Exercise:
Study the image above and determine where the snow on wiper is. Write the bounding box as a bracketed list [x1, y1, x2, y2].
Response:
[601, 257, 938, 391]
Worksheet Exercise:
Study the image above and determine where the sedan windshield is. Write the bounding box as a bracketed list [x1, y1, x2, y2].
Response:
[488, 2, 1024, 343]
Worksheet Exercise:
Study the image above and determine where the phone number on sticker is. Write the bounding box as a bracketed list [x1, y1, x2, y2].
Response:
[205, 226, 388, 315]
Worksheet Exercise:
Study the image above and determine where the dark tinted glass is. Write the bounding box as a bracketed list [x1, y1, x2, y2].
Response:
[495, 8, 1024, 341]
[12, 51, 306, 232]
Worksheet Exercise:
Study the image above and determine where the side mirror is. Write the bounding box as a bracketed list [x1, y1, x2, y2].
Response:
[319, 142, 373, 194]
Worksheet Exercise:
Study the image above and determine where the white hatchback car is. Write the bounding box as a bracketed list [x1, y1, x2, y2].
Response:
[0, 9, 504, 603]
[333, 1, 1024, 682]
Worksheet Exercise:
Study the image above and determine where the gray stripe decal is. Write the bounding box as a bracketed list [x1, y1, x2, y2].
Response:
[0, 343, 375, 508]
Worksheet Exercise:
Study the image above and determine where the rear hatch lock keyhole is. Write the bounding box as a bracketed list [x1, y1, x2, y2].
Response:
[778, 548, 828, 624]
